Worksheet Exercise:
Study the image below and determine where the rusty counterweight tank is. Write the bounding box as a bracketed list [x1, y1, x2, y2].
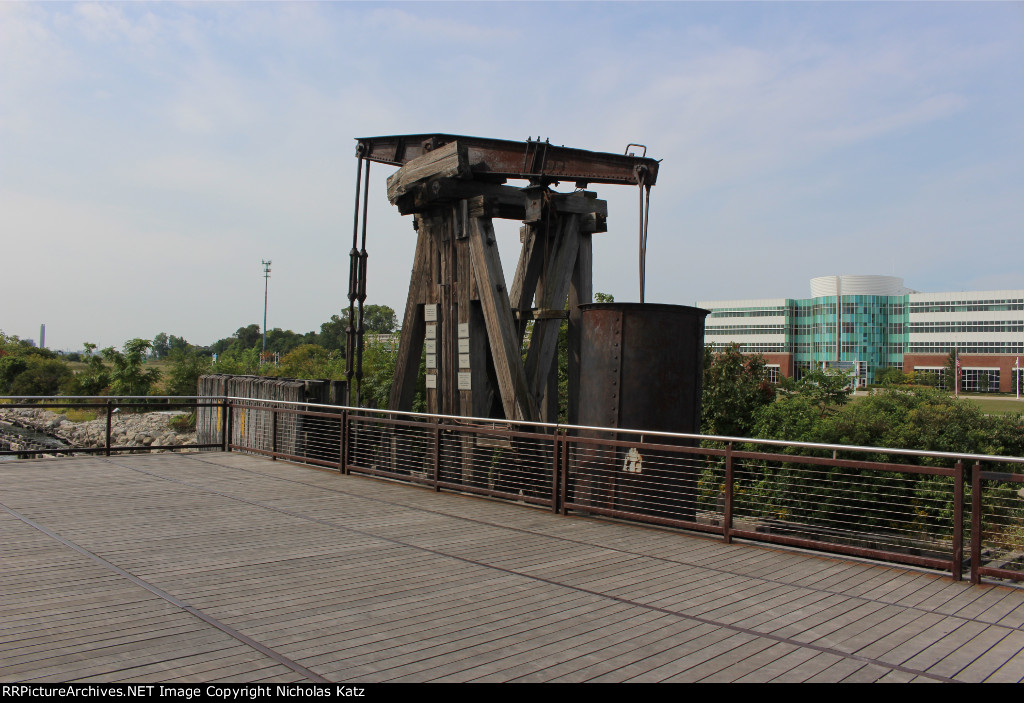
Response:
[574, 303, 710, 522]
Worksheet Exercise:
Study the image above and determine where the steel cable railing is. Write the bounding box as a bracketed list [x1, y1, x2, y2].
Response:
[10, 395, 1018, 586]
[202, 397, 1024, 584]
[0, 395, 222, 458]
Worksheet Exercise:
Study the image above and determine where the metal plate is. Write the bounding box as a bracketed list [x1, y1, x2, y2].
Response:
[424, 304, 438, 322]
[457, 339, 469, 354]
[458, 323, 470, 338]
[426, 354, 436, 369]
[459, 354, 470, 369]
[426, 324, 436, 340]
[457, 372, 472, 390]
[425, 339, 437, 354]
[426, 374, 437, 389]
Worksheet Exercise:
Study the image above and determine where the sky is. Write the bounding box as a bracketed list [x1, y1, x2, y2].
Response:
[2, 1, 1022, 351]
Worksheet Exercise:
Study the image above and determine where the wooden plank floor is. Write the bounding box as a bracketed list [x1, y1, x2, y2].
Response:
[2, 452, 1023, 683]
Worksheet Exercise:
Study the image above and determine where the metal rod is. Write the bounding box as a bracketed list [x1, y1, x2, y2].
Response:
[971, 462, 982, 585]
[953, 460, 964, 581]
[211, 396, 1024, 466]
[225, 401, 233, 454]
[552, 433, 561, 513]
[724, 442, 733, 543]
[261, 259, 272, 356]
[346, 155, 364, 399]
[105, 400, 112, 457]
[433, 425, 441, 492]
[340, 410, 348, 474]
[271, 409, 278, 461]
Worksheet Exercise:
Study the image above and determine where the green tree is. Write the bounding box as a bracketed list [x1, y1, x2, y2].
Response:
[875, 367, 912, 386]
[234, 324, 263, 350]
[359, 338, 402, 409]
[267, 344, 341, 380]
[165, 348, 212, 397]
[8, 357, 72, 396]
[0, 330, 64, 394]
[0, 356, 28, 394]
[362, 305, 398, 334]
[319, 305, 399, 353]
[152, 333, 170, 359]
[792, 367, 854, 417]
[318, 314, 346, 352]
[62, 342, 110, 396]
[264, 328, 309, 355]
[168, 335, 190, 354]
[945, 350, 958, 394]
[701, 344, 775, 437]
[102, 339, 161, 396]
[211, 346, 261, 375]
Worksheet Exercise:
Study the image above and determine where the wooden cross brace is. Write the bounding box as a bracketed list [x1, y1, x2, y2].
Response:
[387, 178, 603, 424]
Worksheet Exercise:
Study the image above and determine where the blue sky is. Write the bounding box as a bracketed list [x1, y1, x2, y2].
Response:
[2, 2, 1022, 350]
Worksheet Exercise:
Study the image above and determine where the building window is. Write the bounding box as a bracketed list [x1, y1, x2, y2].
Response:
[961, 368, 1000, 393]
[908, 342, 1024, 354]
[912, 367, 947, 390]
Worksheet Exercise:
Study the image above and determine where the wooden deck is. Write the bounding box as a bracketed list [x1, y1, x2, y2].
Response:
[2, 452, 1024, 683]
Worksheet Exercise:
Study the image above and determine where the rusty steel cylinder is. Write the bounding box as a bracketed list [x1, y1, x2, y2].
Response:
[574, 303, 709, 522]
[577, 303, 708, 434]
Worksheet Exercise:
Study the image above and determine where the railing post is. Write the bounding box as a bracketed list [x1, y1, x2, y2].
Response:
[971, 461, 982, 585]
[339, 409, 348, 474]
[223, 399, 233, 453]
[724, 442, 734, 543]
[552, 431, 561, 513]
[560, 432, 571, 516]
[952, 460, 964, 581]
[105, 400, 112, 457]
[271, 409, 278, 461]
[433, 424, 441, 492]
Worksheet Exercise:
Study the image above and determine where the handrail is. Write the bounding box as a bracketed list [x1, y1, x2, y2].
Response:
[221, 395, 1024, 466]
[6, 393, 1020, 463]
[6, 394, 1023, 586]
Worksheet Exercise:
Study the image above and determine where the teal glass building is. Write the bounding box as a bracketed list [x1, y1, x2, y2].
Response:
[699, 275, 1023, 390]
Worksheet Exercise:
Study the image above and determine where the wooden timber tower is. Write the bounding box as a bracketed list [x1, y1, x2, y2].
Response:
[348, 134, 660, 423]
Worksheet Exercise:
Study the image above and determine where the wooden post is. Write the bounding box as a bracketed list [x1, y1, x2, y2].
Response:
[509, 224, 546, 345]
[389, 220, 431, 412]
[568, 232, 593, 425]
[467, 208, 537, 422]
[524, 214, 580, 420]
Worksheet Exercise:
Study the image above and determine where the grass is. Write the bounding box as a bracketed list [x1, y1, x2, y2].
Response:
[51, 407, 99, 422]
[850, 391, 1024, 416]
[962, 396, 1024, 416]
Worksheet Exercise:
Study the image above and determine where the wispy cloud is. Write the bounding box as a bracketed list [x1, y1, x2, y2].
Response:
[1, 2, 1021, 349]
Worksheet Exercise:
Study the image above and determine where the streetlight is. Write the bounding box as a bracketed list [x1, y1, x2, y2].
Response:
[261, 260, 272, 357]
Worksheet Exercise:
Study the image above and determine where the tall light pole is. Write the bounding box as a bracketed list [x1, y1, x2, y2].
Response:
[261, 260, 272, 357]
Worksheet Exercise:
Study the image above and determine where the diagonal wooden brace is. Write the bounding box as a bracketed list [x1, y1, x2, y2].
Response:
[524, 214, 580, 415]
[467, 211, 537, 422]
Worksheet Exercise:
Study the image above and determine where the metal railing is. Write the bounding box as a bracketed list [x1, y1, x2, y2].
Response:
[5, 395, 1023, 587]
[0, 396, 224, 457]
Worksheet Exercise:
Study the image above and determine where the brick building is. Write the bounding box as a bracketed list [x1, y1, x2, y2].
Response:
[699, 275, 1023, 392]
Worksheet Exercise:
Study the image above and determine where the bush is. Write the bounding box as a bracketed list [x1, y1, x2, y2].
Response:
[169, 413, 196, 432]
[8, 357, 73, 396]
[165, 349, 212, 397]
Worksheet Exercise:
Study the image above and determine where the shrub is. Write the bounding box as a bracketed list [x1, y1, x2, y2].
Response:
[169, 413, 196, 432]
